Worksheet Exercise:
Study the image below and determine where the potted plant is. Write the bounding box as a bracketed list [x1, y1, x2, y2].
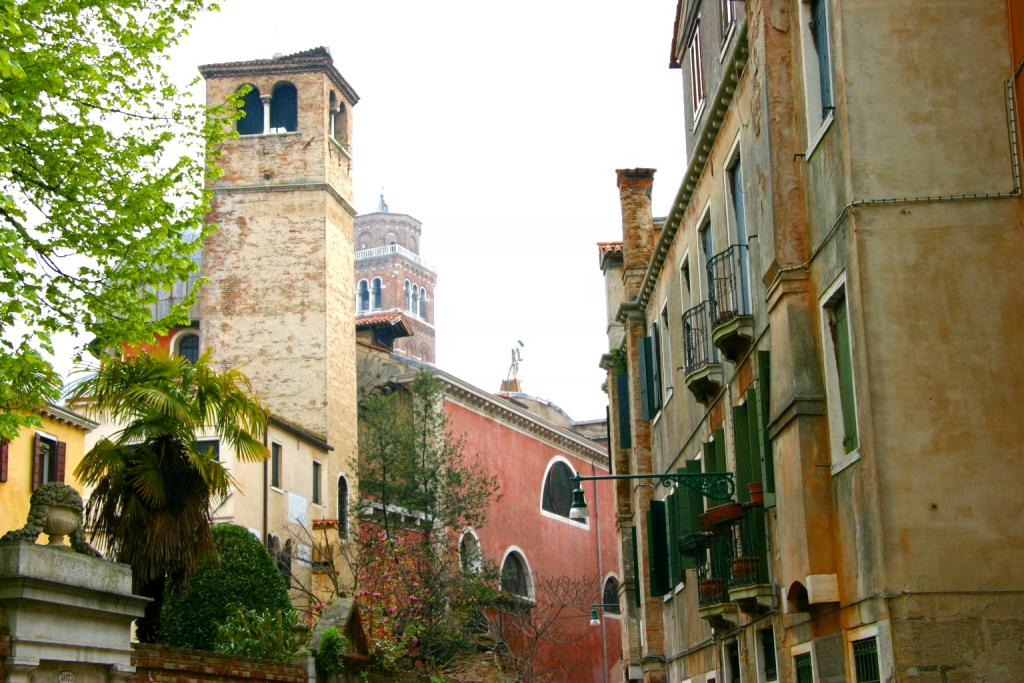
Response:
[699, 578, 725, 603]
[700, 501, 744, 529]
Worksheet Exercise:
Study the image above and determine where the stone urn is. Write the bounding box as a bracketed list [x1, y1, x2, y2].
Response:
[44, 505, 80, 547]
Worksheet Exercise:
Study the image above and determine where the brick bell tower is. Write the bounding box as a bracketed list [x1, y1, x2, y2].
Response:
[197, 48, 359, 523]
[354, 197, 437, 363]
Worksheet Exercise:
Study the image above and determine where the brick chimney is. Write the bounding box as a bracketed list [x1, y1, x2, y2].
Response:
[499, 378, 522, 393]
[616, 168, 656, 299]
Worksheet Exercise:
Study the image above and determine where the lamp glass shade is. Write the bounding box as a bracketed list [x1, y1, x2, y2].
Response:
[569, 486, 588, 520]
[589, 607, 600, 626]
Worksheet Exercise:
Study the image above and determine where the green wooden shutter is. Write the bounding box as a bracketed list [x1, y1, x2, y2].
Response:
[638, 337, 652, 421]
[732, 404, 754, 502]
[832, 297, 859, 453]
[755, 350, 775, 495]
[651, 322, 662, 411]
[666, 492, 682, 587]
[615, 371, 632, 449]
[630, 526, 641, 608]
[646, 501, 671, 596]
[713, 426, 727, 475]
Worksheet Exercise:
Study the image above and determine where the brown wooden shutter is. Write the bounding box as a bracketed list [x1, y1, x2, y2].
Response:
[32, 433, 43, 491]
[0, 440, 8, 483]
[55, 440, 67, 482]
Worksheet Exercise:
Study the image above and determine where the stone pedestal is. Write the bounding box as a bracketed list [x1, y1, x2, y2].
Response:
[0, 542, 149, 683]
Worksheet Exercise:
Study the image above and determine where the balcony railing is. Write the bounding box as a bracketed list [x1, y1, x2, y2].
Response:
[682, 301, 718, 374]
[728, 504, 768, 589]
[355, 243, 435, 272]
[696, 530, 733, 608]
[708, 243, 751, 325]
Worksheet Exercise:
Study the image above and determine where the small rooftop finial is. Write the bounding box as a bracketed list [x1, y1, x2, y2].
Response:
[378, 191, 389, 214]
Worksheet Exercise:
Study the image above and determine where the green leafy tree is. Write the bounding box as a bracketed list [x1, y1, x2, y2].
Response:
[161, 523, 291, 651]
[355, 370, 501, 671]
[214, 606, 300, 664]
[0, 0, 237, 440]
[68, 350, 269, 643]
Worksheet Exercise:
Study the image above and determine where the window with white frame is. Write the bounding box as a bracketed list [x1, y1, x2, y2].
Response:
[719, 0, 737, 42]
[271, 442, 282, 488]
[403, 280, 411, 310]
[459, 530, 482, 573]
[371, 277, 383, 310]
[312, 460, 322, 505]
[541, 458, 584, 524]
[792, 642, 816, 683]
[418, 286, 427, 319]
[799, 0, 835, 140]
[500, 549, 532, 599]
[851, 636, 881, 683]
[820, 278, 859, 465]
[357, 279, 369, 313]
[726, 151, 751, 314]
[688, 21, 706, 121]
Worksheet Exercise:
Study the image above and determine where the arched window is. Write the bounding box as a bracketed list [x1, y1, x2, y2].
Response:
[237, 85, 263, 135]
[176, 333, 200, 364]
[541, 459, 578, 520]
[403, 280, 411, 311]
[602, 576, 621, 614]
[329, 91, 347, 145]
[270, 82, 298, 132]
[418, 287, 427, 319]
[371, 278, 383, 310]
[338, 475, 349, 539]
[500, 550, 531, 598]
[357, 280, 369, 313]
[411, 286, 420, 316]
[459, 530, 481, 573]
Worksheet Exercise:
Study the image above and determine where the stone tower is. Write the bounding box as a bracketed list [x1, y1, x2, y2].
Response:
[197, 48, 359, 522]
[354, 198, 437, 362]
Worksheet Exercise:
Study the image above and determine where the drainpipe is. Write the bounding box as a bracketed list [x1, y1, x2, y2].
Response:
[262, 427, 269, 544]
[592, 460, 609, 683]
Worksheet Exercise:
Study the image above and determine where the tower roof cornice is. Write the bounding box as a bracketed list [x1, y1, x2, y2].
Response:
[199, 46, 359, 105]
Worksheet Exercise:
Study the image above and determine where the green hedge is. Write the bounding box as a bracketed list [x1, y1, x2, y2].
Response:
[160, 524, 290, 650]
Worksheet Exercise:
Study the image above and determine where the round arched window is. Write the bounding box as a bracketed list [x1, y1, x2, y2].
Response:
[177, 333, 200, 364]
[236, 85, 263, 135]
[460, 532, 481, 573]
[541, 460, 577, 520]
[500, 551, 530, 598]
[603, 576, 621, 614]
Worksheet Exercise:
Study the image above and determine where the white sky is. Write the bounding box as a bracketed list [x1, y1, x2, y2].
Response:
[56, 0, 687, 421]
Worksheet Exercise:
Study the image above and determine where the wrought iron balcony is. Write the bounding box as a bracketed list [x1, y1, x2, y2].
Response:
[682, 301, 723, 403]
[707, 244, 754, 362]
[726, 502, 773, 613]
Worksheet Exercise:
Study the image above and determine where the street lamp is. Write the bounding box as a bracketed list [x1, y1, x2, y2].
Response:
[569, 471, 735, 522]
[589, 605, 601, 627]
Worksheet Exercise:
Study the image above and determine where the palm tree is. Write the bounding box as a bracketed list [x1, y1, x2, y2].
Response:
[68, 348, 268, 642]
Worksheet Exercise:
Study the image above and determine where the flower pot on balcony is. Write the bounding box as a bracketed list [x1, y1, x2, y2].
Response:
[747, 482, 764, 506]
[700, 502, 744, 529]
[699, 578, 725, 602]
[731, 556, 759, 582]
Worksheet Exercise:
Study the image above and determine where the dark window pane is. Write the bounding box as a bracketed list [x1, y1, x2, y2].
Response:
[270, 82, 298, 132]
[761, 627, 778, 680]
[795, 652, 813, 683]
[338, 476, 349, 538]
[541, 461, 575, 518]
[501, 553, 528, 597]
[271, 443, 281, 488]
[237, 86, 263, 135]
[197, 439, 219, 462]
[602, 577, 620, 614]
[312, 461, 321, 504]
[178, 334, 200, 364]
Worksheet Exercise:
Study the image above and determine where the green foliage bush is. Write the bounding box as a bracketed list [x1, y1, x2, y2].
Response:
[213, 606, 298, 663]
[160, 524, 290, 650]
[315, 626, 348, 675]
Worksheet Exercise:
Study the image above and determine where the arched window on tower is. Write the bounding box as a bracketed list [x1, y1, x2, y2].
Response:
[459, 530, 482, 573]
[371, 278, 383, 310]
[403, 280, 411, 311]
[357, 280, 369, 313]
[270, 82, 298, 132]
[411, 285, 420, 316]
[337, 475, 349, 539]
[237, 85, 263, 135]
[419, 287, 427, 320]
[328, 91, 348, 145]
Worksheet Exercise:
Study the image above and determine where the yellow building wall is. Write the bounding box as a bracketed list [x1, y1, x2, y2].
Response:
[0, 414, 91, 536]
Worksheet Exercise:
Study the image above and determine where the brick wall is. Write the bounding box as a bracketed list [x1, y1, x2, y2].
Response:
[131, 643, 307, 683]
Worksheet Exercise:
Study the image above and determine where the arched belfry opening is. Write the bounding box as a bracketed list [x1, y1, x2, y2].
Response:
[270, 82, 298, 132]
[237, 85, 263, 135]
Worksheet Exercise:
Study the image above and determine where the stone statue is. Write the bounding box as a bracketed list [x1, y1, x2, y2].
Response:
[0, 482, 101, 556]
